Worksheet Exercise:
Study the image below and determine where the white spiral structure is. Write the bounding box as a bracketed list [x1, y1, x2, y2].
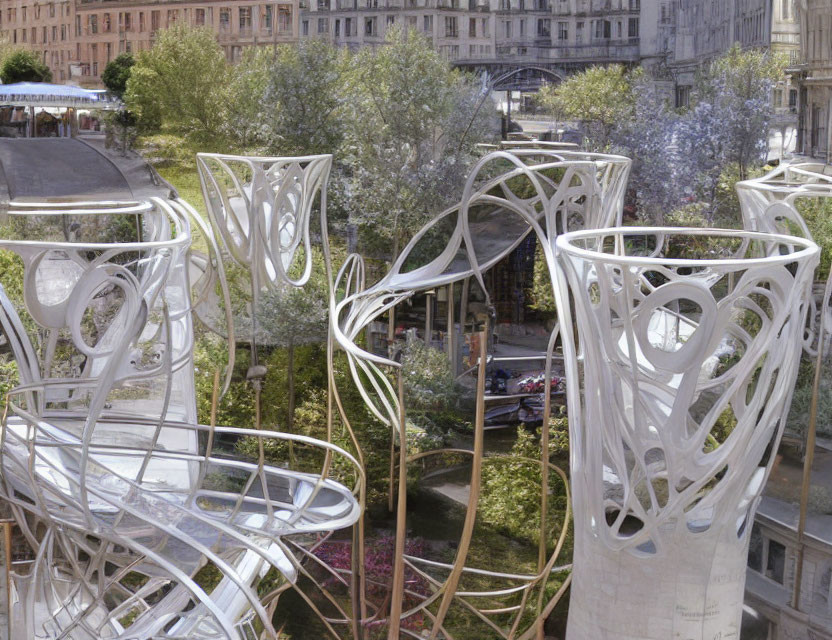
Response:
[0, 198, 362, 639]
[553, 227, 818, 640]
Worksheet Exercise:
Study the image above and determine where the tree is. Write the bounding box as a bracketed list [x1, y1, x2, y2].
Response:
[342, 27, 498, 263]
[612, 78, 683, 223]
[262, 39, 349, 156]
[221, 46, 272, 149]
[125, 24, 230, 142]
[101, 53, 134, 98]
[0, 50, 52, 84]
[253, 248, 329, 434]
[690, 44, 786, 182]
[538, 65, 641, 150]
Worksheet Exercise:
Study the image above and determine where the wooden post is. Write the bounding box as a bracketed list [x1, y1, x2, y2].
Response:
[447, 283, 456, 376]
[425, 292, 433, 345]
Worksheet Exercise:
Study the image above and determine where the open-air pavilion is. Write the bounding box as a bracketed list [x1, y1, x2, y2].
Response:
[0, 82, 120, 138]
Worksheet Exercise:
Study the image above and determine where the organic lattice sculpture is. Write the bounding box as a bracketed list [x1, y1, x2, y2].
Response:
[329, 149, 630, 639]
[737, 161, 832, 356]
[193, 147, 630, 638]
[552, 227, 818, 640]
[0, 199, 361, 639]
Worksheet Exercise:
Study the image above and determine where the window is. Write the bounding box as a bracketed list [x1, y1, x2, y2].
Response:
[576, 20, 583, 42]
[629, 0, 639, 8]
[195, 8, 206, 25]
[239, 7, 252, 31]
[318, 17, 328, 32]
[445, 16, 458, 37]
[469, 44, 476, 56]
[503, 19, 511, 38]
[61, 24, 66, 40]
[535, 0, 546, 8]
[557, 21, 567, 40]
[219, 8, 230, 31]
[345, 17, 353, 36]
[537, 18, 550, 37]
[365, 17, 375, 35]
[519, 18, 524, 36]
[789, 89, 797, 111]
[151, 9, 160, 31]
[167, 10, 178, 25]
[139, 12, 145, 31]
[102, 13, 111, 32]
[89, 15, 98, 34]
[675, 84, 690, 109]
[260, 6, 272, 31]
[423, 15, 432, 32]
[120, 12, 132, 31]
[407, 15, 417, 28]
[616, 20, 622, 38]
[302, 19, 309, 35]
[594, 19, 610, 39]
[277, 5, 291, 33]
[628, 17, 638, 37]
[782, 0, 791, 21]
[334, 18, 340, 36]
[75, 15, 81, 36]
[469, 17, 476, 37]
[774, 88, 783, 108]
[481, 17, 488, 36]
[386, 14, 395, 26]
[766, 540, 786, 584]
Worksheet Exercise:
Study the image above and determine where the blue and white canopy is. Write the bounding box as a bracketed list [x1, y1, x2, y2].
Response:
[0, 82, 120, 109]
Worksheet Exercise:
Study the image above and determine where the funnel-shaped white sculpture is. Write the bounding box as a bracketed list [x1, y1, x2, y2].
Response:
[554, 228, 818, 640]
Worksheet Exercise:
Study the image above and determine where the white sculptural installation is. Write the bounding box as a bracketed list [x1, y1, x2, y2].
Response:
[0, 198, 362, 639]
[737, 161, 832, 356]
[553, 227, 819, 640]
[329, 148, 631, 639]
[193, 147, 631, 638]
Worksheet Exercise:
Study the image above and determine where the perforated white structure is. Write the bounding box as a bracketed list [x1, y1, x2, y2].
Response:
[329, 148, 631, 639]
[553, 227, 819, 640]
[737, 161, 832, 356]
[0, 199, 361, 639]
[194, 147, 631, 638]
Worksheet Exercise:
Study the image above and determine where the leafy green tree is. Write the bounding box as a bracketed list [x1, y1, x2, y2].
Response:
[125, 24, 229, 141]
[101, 53, 134, 98]
[343, 27, 498, 263]
[252, 248, 329, 433]
[539, 65, 641, 150]
[262, 39, 349, 155]
[0, 50, 52, 84]
[222, 46, 272, 149]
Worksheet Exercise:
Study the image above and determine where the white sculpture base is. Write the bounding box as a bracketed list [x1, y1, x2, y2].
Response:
[567, 519, 748, 639]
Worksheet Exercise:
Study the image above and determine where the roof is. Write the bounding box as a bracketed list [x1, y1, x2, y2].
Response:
[0, 82, 121, 109]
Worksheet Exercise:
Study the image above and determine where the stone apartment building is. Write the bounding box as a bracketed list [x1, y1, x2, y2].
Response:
[299, 0, 799, 101]
[0, 0, 299, 86]
[301, 0, 644, 80]
[792, 0, 832, 160]
[666, 0, 799, 108]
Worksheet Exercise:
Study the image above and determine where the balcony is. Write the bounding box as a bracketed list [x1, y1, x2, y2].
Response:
[547, 41, 640, 62]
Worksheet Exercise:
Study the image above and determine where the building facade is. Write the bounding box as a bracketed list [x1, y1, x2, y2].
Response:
[745, 496, 832, 640]
[301, 0, 643, 90]
[0, 0, 299, 86]
[793, 0, 832, 160]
